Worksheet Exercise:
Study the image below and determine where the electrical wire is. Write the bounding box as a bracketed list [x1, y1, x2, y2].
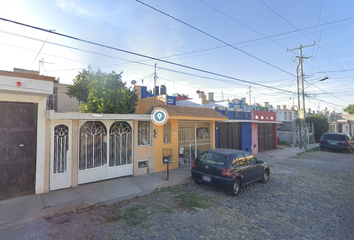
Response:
[0, 17, 351, 105]
[197, 0, 291, 51]
[135, 0, 295, 77]
[259, 0, 354, 80]
[0, 18, 298, 95]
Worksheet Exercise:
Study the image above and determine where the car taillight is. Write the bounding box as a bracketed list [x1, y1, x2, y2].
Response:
[222, 168, 230, 177]
[319, 139, 323, 144]
[192, 161, 196, 168]
[345, 141, 350, 146]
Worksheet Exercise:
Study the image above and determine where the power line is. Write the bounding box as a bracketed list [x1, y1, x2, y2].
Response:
[0, 17, 297, 94]
[1, 16, 353, 74]
[197, 0, 290, 50]
[135, 0, 295, 77]
[259, 0, 354, 80]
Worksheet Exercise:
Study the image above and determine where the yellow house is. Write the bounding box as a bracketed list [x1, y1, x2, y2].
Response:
[135, 90, 228, 173]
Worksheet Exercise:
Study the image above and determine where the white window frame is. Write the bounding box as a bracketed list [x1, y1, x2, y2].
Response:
[138, 159, 149, 169]
[138, 121, 151, 146]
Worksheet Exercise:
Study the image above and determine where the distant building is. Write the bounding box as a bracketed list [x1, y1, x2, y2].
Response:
[47, 81, 81, 112]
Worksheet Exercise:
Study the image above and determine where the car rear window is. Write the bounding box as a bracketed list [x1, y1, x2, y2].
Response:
[322, 134, 346, 141]
[197, 152, 227, 166]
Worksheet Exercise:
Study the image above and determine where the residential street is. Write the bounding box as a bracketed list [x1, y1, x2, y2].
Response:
[1, 150, 354, 240]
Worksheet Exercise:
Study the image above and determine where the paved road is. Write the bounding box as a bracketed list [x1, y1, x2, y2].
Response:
[1, 150, 354, 240]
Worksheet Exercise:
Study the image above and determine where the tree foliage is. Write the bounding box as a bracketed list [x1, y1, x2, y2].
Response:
[66, 68, 138, 114]
[343, 104, 354, 114]
[306, 114, 329, 142]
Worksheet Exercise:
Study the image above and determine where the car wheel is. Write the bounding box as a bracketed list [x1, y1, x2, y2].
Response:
[260, 170, 269, 184]
[230, 179, 240, 196]
[193, 178, 202, 184]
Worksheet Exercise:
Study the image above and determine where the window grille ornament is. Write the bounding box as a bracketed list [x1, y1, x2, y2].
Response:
[81, 121, 106, 137]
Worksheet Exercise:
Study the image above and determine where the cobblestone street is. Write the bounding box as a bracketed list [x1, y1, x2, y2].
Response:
[2, 150, 354, 240]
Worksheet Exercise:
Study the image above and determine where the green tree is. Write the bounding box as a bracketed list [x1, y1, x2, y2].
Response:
[343, 104, 354, 114]
[306, 114, 329, 142]
[66, 68, 138, 113]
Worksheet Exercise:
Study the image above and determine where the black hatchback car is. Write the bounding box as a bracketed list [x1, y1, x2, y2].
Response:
[319, 132, 354, 153]
[191, 148, 270, 196]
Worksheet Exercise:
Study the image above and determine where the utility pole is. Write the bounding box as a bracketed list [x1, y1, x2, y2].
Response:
[287, 43, 315, 149]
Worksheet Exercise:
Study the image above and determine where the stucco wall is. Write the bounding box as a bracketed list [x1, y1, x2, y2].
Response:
[55, 83, 81, 112]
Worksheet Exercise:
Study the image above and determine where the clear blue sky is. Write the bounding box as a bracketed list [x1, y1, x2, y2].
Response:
[1, 0, 354, 112]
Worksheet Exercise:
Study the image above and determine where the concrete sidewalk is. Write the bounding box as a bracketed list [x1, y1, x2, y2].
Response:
[0, 144, 318, 228]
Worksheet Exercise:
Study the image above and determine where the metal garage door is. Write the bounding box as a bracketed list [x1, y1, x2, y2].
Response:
[0, 102, 37, 200]
[218, 123, 241, 150]
[258, 123, 276, 152]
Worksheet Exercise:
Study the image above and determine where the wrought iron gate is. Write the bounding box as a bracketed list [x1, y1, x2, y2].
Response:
[178, 121, 211, 167]
[0, 102, 37, 200]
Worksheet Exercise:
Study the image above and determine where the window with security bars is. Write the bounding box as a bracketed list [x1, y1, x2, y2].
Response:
[138, 121, 151, 146]
[163, 121, 171, 144]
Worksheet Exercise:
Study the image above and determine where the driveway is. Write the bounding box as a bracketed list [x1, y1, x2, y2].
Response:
[1, 150, 354, 240]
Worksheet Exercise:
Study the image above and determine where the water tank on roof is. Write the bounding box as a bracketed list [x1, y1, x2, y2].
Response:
[160, 85, 166, 94]
[154, 86, 159, 95]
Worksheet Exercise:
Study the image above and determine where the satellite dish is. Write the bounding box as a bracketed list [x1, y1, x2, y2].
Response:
[131, 80, 137, 85]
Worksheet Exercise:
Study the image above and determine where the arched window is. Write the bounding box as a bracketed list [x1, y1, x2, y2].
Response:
[109, 122, 132, 166]
[163, 120, 171, 144]
[79, 121, 107, 170]
[54, 124, 68, 173]
[138, 121, 151, 145]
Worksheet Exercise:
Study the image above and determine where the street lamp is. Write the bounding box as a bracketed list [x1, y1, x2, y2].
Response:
[306, 77, 329, 89]
[319, 77, 329, 81]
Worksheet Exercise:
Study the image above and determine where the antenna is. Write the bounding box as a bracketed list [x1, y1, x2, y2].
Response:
[39, 58, 54, 75]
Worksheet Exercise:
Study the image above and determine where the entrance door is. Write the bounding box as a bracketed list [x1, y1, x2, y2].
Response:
[218, 123, 241, 150]
[78, 121, 107, 184]
[0, 102, 37, 200]
[50, 121, 72, 190]
[258, 123, 276, 152]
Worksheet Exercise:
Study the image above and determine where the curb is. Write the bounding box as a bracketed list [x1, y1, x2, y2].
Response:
[156, 176, 193, 189]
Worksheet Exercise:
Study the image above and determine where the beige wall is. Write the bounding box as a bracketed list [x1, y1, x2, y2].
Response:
[133, 120, 155, 175]
[43, 119, 51, 193]
[55, 83, 81, 112]
[71, 119, 79, 187]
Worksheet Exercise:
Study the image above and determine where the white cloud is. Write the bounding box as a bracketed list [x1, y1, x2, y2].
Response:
[55, 0, 94, 17]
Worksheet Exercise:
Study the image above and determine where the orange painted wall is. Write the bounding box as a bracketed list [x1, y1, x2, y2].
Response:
[154, 119, 217, 173]
[154, 119, 179, 173]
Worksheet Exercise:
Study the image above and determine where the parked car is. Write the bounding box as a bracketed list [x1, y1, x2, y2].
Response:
[191, 148, 270, 196]
[319, 132, 354, 153]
